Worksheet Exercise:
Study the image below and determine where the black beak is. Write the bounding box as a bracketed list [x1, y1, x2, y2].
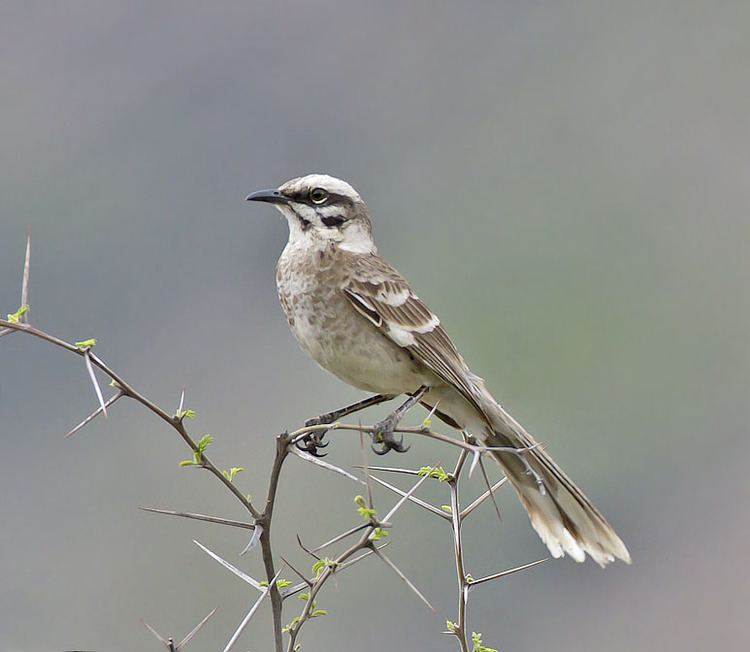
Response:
[245, 188, 292, 205]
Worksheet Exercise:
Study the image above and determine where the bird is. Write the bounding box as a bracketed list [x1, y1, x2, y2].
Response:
[247, 173, 630, 567]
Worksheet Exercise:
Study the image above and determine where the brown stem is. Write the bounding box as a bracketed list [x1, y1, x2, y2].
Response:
[259, 433, 291, 652]
[450, 450, 471, 652]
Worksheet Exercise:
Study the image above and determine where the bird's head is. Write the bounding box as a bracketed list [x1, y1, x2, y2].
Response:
[246, 174, 376, 254]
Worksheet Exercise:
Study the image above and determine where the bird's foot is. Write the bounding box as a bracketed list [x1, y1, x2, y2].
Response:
[296, 416, 332, 458]
[370, 416, 410, 455]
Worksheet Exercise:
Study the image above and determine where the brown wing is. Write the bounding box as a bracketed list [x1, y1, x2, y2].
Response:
[342, 254, 482, 411]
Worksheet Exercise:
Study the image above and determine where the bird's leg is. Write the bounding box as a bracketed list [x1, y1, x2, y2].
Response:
[297, 393, 396, 457]
[371, 385, 429, 455]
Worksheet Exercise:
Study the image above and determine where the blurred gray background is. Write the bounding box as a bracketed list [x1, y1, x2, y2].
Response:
[1, 2, 748, 651]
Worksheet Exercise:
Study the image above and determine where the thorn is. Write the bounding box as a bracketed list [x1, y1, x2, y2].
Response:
[280, 556, 313, 588]
[21, 229, 31, 323]
[352, 464, 422, 476]
[176, 608, 217, 651]
[283, 544, 391, 599]
[139, 506, 255, 529]
[373, 548, 435, 612]
[381, 463, 439, 523]
[239, 524, 263, 556]
[221, 569, 282, 652]
[468, 557, 548, 587]
[369, 474, 450, 520]
[193, 540, 264, 592]
[83, 350, 107, 417]
[142, 619, 169, 646]
[360, 430, 374, 508]
[312, 522, 370, 553]
[469, 448, 482, 478]
[460, 477, 508, 519]
[296, 534, 321, 561]
[290, 446, 365, 484]
[64, 392, 123, 437]
[478, 456, 502, 524]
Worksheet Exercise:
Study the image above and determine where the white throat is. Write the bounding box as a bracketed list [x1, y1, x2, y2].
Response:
[276, 205, 376, 255]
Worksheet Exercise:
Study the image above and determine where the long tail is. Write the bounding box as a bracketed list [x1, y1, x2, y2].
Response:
[478, 402, 631, 567]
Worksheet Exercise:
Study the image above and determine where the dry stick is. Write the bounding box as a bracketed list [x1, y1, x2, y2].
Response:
[0, 317, 287, 650]
[285, 535, 367, 652]
[284, 464, 438, 652]
[0, 319, 262, 520]
[257, 433, 291, 652]
[1, 313, 542, 652]
[448, 450, 471, 652]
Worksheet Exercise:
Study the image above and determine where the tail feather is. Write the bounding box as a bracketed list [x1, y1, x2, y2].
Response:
[480, 411, 630, 567]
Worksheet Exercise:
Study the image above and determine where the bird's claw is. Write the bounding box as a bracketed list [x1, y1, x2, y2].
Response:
[370, 418, 410, 455]
[297, 418, 331, 458]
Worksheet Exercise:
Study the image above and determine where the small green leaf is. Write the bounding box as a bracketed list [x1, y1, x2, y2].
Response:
[260, 579, 292, 589]
[179, 460, 196, 467]
[446, 620, 457, 633]
[282, 616, 301, 633]
[74, 338, 97, 350]
[417, 465, 451, 482]
[6, 304, 29, 324]
[222, 467, 245, 482]
[176, 408, 196, 420]
[472, 632, 498, 652]
[187, 434, 214, 464]
[354, 496, 377, 520]
[370, 527, 389, 541]
[197, 434, 213, 453]
[441, 505, 453, 514]
[312, 558, 337, 579]
[465, 573, 474, 584]
[311, 609, 327, 618]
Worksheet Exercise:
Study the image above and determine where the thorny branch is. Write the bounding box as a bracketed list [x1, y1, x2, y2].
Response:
[2, 234, 547, 652]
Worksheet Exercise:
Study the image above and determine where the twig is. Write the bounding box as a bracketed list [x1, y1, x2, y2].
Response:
[258, 433, 291, 652]
[1, 230, 553, 652]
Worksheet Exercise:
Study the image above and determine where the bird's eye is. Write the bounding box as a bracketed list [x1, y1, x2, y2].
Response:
[309, 187, 328, 204]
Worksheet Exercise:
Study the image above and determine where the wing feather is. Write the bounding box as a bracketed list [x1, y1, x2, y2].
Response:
[343, 255, 482, 410]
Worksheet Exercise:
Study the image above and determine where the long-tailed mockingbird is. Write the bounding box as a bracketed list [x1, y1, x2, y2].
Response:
[247, 174, 630, 566]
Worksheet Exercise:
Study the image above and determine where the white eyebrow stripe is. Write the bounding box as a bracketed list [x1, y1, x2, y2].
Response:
[285, 174, 361, 201]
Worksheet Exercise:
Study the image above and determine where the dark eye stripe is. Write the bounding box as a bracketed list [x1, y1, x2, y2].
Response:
[321, 215, 345, 227]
